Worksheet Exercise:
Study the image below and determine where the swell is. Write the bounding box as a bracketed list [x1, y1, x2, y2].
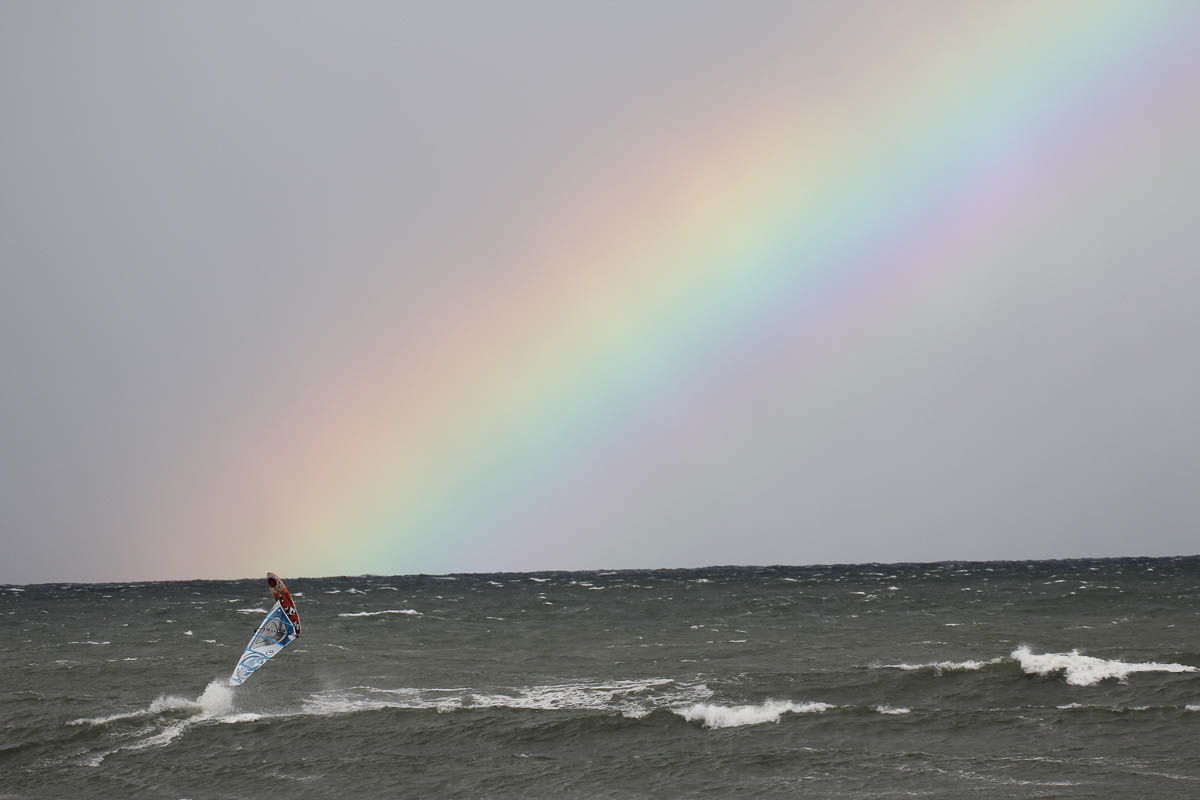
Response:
[870, 647, 1198, 687]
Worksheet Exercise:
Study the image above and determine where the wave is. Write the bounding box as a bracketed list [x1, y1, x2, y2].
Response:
[302, 678, 712, 719]
[337, 609, 422, 617]
[67, 708, 153, 727]
[1057, 702, 1196, 713]
[673, 700, 832, 729]
[875, 705, 911, 715]
[67, 679, 258, 766]
[70, 680, 242, 727]
[875, 658, 1001, 674]
[872, 648, 1197, 687]
[1012, 646, 1197, 686]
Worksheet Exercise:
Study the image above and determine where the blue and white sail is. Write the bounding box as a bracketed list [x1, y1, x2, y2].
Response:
[229, 601, 299, 686]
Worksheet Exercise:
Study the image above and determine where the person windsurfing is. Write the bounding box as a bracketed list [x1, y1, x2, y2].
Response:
[229, 573, 302, 686]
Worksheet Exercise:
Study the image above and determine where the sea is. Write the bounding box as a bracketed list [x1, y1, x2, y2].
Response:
[3, 556, 1200, 799]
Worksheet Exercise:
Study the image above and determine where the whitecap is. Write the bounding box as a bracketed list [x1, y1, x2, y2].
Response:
[68, 708, 153, 726]
[302, 678, 712, 719]
[337, 609, 422, 617]
[1012, 645, 1197, 686]
[73, 679, 258, 765]
[674, 700, 832, 729]
[875, 705, 911, 715]
[876, 658, 999, 673]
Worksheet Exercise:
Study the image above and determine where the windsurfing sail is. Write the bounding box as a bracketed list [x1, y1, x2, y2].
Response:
[229, 573, 301, 686]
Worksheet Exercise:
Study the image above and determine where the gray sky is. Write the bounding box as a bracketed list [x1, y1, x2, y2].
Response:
[2, 2, 1199, 583]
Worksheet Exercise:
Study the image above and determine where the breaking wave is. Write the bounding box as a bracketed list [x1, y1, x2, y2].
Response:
[66, 679, 257, 766]
[302, 678, 712, 718]
[672, 700, 832, 729]
[875, 705, 911, 715]
[1012, 646, 1197, 686]
[875, 658, 1001, 673]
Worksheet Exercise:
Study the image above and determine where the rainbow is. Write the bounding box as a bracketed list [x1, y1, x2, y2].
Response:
[149, 1, 1193, 579]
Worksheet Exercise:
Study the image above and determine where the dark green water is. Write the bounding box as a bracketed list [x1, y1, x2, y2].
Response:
[4, 557, 1200, 798]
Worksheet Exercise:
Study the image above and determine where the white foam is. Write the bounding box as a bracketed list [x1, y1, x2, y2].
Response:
[196, 679, 236, 715]
[875, 705, 911, 715]
[877, 658, 1000, 674]
[73, 679, 251, 765]
[337, 609, 422, 617]
[468, 679, 690, 716]
[147, 694, 198, 714]
[674, 700, 832, 728]
[1186, 705, 1200, 712]
[303, 678, 712, 719]
[68, 708, 152, 726]
[1012, 646, 1197, 686]
[235, 607, 269, 614]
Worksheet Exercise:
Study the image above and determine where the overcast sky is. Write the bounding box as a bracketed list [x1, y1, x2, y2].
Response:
[2, 2, 1199, 583]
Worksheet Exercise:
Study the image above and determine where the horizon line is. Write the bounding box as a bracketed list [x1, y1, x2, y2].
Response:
[5, 552, 1198, 587]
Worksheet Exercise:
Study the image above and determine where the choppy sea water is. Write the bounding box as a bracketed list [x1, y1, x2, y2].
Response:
[3, 557, 1200, 799]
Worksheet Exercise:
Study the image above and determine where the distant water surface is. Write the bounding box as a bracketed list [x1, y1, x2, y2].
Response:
[3, 557, 1200, 798]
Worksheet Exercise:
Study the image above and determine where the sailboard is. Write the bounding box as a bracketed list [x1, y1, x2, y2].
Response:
[229, 573, 302, 686]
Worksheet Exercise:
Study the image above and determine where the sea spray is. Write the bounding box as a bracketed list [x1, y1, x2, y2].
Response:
[198, 678, 235, 716]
